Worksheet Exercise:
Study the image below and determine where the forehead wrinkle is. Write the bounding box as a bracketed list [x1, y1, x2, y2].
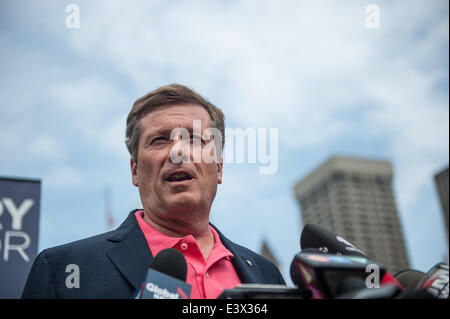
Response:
[144, 113, 211, 132]
[152, 104, 211, 125]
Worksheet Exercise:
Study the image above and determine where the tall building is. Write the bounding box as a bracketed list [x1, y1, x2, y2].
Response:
[434, 167, 449, 239]
[294, 155, 409, 274]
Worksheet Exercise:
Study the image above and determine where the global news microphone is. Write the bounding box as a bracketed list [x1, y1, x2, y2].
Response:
[21, 84, 285, 299]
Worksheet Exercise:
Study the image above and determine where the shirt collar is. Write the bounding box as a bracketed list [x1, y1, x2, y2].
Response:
[135, 210, 234, 262]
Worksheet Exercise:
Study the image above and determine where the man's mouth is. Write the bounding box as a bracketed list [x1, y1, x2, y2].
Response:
[166, 171, 194, 183]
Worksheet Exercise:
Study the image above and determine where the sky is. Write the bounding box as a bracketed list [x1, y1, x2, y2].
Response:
[0, 0, 448, 285]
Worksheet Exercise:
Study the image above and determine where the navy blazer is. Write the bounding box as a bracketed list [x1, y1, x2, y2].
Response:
[22, 210, 286, 298]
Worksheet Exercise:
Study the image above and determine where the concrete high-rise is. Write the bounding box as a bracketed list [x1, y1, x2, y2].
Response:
[294, 155, 410, 274]
[434, 167, 449, 239]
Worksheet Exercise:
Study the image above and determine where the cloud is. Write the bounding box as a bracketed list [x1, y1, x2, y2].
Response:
[29, 135, 66, 161]
[47, 77, 131, 157]
[58, 1, 448, 153]
[0, 0, 447, 274]
[43, 166, 83, 190]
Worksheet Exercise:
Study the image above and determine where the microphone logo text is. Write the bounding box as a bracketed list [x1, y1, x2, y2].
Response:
[146, 282, 180, 299]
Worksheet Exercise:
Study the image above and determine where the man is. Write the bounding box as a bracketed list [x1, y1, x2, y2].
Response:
[22, 84, 285, 298]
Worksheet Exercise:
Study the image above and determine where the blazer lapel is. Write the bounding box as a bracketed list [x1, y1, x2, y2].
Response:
[211, 224, 260, 284]
[106, 211, 153, 289]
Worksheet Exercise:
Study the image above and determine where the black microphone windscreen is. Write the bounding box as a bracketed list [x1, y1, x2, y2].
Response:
[149, 248, 188, 282]
[394, 269, 426, 290]
[300, 224, 367, 257]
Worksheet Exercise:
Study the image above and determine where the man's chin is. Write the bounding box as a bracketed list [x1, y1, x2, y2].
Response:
[165, 193, 199, 211]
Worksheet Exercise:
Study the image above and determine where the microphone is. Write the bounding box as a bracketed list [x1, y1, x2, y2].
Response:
[289, 249, 316, 298]
[394, 269, 426, 290]
[289, 249, 390, 299]
[300, 224, 367, 257]
[336, 282, 400, 299]
[217, 257, 313, 299]
[217, 249, 312, 299]
[217, 284, 308, 299]
[218, 251, 311, 299]
[300, 224, 403, 290]
[136, 248, 192, 299]
[415, 263, 449, 299]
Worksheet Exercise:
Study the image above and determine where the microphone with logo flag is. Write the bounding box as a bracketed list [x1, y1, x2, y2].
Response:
[415, 263, 449, 299]
[289, 249, 395, 299]
[135, 248, 192, 299]
[300, 224, 403, 291]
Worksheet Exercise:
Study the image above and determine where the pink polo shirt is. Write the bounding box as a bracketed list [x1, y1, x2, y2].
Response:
[135, 210, 241, 299]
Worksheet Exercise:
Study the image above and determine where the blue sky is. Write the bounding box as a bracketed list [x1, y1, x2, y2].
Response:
[0, 0, 448, 284]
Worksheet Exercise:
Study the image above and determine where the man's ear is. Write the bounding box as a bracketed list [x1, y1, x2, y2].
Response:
[130, 157, 138, 187]
[217, 158, 223, 184]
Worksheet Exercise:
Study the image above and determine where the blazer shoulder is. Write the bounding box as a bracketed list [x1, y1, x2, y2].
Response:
[23, 212, 143, 298]
[42, 212, 139, 261]
[22, 249, 56, 298]
[42, 230, 116, 259]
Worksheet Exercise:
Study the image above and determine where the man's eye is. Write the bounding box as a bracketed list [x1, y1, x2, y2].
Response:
[152, 137, 167, 144]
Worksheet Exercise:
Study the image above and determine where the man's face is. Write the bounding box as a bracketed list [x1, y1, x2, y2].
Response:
[131, 104, 223, 225]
